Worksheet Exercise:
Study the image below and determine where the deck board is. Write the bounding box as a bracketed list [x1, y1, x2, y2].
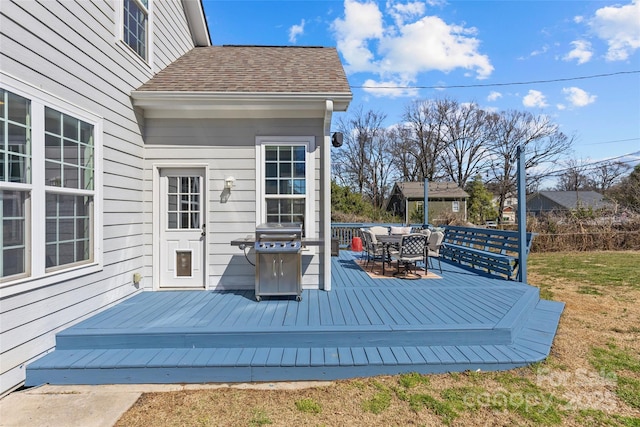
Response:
[25, 250, 564, 386]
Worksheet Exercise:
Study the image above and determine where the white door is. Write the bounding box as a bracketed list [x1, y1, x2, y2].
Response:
[159, 169, 206, 288]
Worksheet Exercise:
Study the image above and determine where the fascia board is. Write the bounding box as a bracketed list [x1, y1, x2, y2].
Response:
[131, 91, 352, 116]
[182, 0, 211, 46]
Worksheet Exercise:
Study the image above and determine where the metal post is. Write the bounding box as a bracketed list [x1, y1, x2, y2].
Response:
[423, 179, 429, 227]
[517, 144, 527, 283]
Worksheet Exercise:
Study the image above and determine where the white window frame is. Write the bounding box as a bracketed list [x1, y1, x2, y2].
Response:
[116, 0, 154, 67]
[0, 78, 102, 296]
[255, 136, 316, 248]
[452, 200, 460, 213]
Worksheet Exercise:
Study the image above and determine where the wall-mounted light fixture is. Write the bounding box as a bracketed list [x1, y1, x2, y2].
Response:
[331, 132, 343, 148]
[224, 176, 235, 190]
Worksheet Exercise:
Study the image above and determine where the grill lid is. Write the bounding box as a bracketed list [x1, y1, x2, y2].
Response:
[255, 222, 302, 236]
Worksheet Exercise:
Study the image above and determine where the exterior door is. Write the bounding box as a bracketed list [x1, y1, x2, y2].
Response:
[159, 169, 205, 288]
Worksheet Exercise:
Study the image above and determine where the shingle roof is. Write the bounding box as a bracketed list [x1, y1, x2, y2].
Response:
[137, 46, 351, 94]
[533, 191, 612, 210]
[397, 182, 469, 199]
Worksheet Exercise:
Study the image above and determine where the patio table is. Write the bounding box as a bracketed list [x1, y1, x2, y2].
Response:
[375, 235, 403, 275]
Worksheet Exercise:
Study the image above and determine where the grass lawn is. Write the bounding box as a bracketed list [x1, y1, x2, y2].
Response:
[116, 251, 640, 427]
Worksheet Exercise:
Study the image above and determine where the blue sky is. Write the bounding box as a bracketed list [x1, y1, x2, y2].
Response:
[202, 0, 640, 172]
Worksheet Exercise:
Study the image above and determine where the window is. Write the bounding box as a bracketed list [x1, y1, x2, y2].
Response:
[123, 0, 148, 60]
[1, 86, 99, 285]
[256, 137, 315, 239]
[44, 108, 94, 271]
[452, 200, 460, 213]
[1, 89, 31, 280]
[264, 145, 306, 224]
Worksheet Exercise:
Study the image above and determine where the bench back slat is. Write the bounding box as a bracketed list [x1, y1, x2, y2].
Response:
[441, 226, 535, 280]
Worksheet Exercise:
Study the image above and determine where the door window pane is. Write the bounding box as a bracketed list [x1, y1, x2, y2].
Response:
[167, 176, 201, 230]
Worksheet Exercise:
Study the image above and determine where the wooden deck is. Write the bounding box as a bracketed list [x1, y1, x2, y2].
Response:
[26, 251, 564, 385]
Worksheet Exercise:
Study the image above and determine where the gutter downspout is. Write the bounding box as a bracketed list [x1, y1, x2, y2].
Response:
[323, 100, 333, 291]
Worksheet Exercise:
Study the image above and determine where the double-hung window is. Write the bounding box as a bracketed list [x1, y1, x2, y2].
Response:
[123, 0, 148, 60]
[44, 108, 94, 270]
[0, 89, 31, 280]
[256, 137, 315, 239]
[0, 86, 99, 285]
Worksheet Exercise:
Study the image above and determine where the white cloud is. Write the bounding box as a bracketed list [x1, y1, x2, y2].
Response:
[523, 90, 548, 108]
[361, 78, 419, 97]
[332, 0, 493, 91]
[574, 15, 584, 24]
[531, 46, 548, 57]
[288, 19, 305, 43]
[562, 87, 597, 107]
[563, 40, 593, 64]
[387, 1, 426, 26]
[487, 91, 502, 101]
[556, 104, 567, 110]
[589, 0, 640, 61]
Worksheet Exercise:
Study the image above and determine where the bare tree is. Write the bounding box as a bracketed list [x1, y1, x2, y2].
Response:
[439, 100, 496, 188]
[488, 110, 573, 223]
[332, 106, 387, 195]
[396, 99, 449, 181]
[332, 106, 394, 209]
[556, 158, 591, 191]
[588, 161, 631, 193]
[388, 125, 419, 181]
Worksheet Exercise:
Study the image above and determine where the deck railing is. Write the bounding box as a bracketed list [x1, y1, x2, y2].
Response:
[331, 223, 427, 248]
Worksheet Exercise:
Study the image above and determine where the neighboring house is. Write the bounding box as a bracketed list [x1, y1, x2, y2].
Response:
[493, 193, 517, 223]
[526, 191, 614, 216]
[385, 181, 469, 224]
[0, 0, 351, 396]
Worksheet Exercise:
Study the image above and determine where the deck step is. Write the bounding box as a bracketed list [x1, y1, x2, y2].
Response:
[25, 343, 544, 385]
[54, 323, 515, 349]
[25, 299, 564, 386]
[25, 252, 564, 386]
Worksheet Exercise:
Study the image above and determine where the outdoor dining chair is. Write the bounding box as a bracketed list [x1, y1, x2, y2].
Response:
[427, 230, 444, 273]
[390, 233, 428, 279]
[361, 229, 386, 271]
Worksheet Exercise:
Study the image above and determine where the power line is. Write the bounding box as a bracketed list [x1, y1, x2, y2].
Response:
[351, 70, 640, 90]
[580, 137, 640, 146]
[532, 151, 640, 178]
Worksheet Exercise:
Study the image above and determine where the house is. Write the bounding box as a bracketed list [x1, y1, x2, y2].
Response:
[385, 181, 469, 224]
[526, 191, 614, 217]
[0, 0, 351, 396]
[493, 193, 517, 223]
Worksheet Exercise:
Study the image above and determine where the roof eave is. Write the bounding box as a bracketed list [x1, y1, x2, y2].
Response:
[182, 0, 211, 46]
[131, 91, 352, 115]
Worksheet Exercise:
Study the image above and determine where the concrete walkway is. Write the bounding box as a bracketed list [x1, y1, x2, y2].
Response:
[0, 382, 332, 427]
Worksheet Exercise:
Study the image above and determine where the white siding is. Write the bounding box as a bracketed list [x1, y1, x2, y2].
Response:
[0, 0, 197, 395]
[143, 118, 326, 290]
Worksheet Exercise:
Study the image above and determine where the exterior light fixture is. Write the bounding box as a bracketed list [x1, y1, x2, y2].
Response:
[224, 176, 235, 190]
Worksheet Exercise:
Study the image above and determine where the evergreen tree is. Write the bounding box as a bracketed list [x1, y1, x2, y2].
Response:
[466, 175, 497, 224]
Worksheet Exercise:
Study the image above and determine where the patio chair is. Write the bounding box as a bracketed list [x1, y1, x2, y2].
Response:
[390, 233, 428, 279]
[427, 230, 444, 273]
[420, 228, 432, 240]
[369, 225, 389, 237]
[361, 229, 386, 271]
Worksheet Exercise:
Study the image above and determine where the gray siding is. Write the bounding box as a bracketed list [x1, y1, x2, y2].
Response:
[0, 0, 196, 394]
[143, 118, 325, 290]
